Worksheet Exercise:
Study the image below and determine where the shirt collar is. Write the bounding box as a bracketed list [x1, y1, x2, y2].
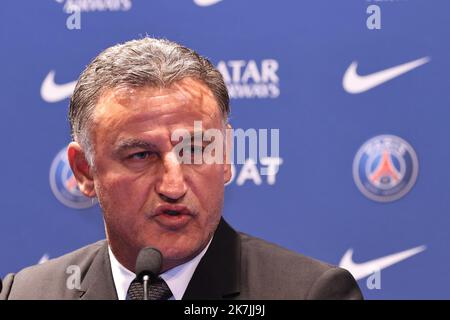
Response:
[108, 238, 212, 300]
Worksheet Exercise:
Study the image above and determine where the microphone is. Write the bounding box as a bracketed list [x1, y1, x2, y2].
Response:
[135, 247, 162, 300]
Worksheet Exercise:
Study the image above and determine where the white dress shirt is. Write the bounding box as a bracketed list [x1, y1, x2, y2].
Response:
[108, 239, 212, 300]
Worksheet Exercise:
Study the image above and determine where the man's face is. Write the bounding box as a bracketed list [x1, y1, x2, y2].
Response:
[70, 78, 231, 271]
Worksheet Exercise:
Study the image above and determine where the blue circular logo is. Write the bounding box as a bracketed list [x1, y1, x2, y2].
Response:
[352, 135, 419, 202]
[49, 147, 97, 209]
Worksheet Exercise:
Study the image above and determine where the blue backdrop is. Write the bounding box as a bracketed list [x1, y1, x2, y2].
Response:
[1, 0, 449, 299]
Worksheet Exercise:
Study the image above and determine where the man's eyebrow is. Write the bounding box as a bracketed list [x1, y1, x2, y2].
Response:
[113, 139, 158, 153]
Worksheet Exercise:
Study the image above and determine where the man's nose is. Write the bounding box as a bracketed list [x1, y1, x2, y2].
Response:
[156, 151, 187, 202]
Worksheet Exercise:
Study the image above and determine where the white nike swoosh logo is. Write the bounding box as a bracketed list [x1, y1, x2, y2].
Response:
[193, 0, 222, 7]
[342, 57, 430, 94]
[40, 70, 77, 103]
[339, 245, 426, 281]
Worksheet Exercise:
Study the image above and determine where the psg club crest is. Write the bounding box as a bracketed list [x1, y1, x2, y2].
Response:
[352, 135, 419, 202]
[49, 147, 97, 209]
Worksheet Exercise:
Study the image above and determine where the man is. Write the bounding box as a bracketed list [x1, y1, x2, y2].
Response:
[0, 38, 362, 300]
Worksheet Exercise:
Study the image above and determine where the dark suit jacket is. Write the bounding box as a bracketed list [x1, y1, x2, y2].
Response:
[0, 218, 363, 300]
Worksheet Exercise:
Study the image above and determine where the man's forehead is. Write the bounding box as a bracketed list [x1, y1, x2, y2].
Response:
[95, 78, 218, 115]
[91, 78, 223, 141]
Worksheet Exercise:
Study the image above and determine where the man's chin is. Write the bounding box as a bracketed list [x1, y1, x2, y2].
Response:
[157, 242, 207, 270]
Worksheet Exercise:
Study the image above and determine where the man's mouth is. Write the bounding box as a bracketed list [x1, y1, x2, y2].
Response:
[165, 210, 182, 216]
[155, 204, 193, 217]
[153, 204, 194, 229]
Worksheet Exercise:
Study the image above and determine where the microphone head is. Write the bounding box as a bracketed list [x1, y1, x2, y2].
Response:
[135, 247, 163, 279]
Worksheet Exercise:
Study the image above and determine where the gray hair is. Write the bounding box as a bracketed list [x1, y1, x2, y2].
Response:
[68, 37, 230, 166]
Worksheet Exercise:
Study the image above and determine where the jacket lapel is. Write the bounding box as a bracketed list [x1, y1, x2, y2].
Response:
[77, 241, 118, 300]
[182, 218, 241, 299]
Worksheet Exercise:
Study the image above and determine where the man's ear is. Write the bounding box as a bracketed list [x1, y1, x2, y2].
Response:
[224, 123, 233, 184]
[67, 142, 96, 198]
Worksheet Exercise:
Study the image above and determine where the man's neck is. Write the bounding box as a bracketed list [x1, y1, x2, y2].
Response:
[106, 236, 214, 273]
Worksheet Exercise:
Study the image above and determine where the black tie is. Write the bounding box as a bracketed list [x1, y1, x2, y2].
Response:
[126, 276, 173, 300]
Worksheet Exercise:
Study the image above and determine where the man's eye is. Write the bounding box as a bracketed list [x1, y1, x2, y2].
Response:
[129, 151, 154, 160]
